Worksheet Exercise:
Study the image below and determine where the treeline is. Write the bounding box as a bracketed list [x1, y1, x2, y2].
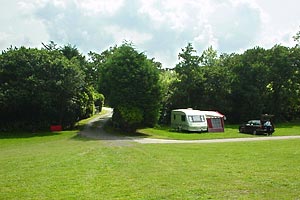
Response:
[161, 43, 300, 124]
[1, 35, 300, 132]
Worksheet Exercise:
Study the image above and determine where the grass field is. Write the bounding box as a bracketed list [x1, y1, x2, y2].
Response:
[1, 119, 300, 199]
[137, 121, 300, 140]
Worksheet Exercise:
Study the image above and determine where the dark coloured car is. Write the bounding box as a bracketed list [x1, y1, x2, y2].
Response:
[239, 119, 275, 136]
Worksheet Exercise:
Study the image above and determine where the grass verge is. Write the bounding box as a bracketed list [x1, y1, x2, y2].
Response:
[136, 121, 300, 140]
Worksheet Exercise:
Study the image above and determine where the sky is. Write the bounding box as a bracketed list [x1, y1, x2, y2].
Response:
[1, 0, 300, 68]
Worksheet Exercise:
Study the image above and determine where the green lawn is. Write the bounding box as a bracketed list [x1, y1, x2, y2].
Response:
[1, 120, 300, 199]
[137, 121, 300, 140]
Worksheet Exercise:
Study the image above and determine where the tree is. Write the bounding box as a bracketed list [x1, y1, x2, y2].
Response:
[201, 64, 232, 114]
[172, 43, 204, 108]
[290, 47, 300, 118]
[265, 45, 300, 121]
[218, 45, 300, 123]
[224, 47, 271, 122]
[42, 41, 58, 51]
[89, 46, 117, 92]
[160, 41, 300, 124]
[197, 47, 232, 114]
[0, 46, 93, 131]
[293, 29, 300, 47]
[200, 46, 219, 67]
[158, 69, 179, 124]
[175, 43, 201, 75]
[99, 43, 162, 132]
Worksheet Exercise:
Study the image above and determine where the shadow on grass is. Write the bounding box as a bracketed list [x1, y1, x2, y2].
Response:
[103, 120, 150, 138]
[0, 131, 62, 139]
[71, 133, 97, 141]
[71, 120, 149, 142]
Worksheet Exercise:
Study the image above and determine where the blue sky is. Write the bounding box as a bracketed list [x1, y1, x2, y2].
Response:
[1, 0, 299, 67]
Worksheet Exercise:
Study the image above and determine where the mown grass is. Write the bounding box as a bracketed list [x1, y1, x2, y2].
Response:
[1, 117, 300, 199]
[137, 121, 300, 140]
[274, 121, 300, 136]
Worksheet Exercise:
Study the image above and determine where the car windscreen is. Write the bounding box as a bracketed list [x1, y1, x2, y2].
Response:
[188, 115, 205, 122]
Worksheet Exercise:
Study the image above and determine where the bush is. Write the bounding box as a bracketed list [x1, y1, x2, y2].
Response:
[0, 46, 94, 131]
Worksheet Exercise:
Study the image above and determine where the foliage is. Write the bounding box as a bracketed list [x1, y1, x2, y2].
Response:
[293, 29, 300, 47]
[113, 105, 144, 132]
[164, 42, 300, 124]
[0, 46, 94, 131]
[200, 45, 219, 67]
[172, 43, 204, 109]
[93, 92, 105, 112]
[158, 69, 179, 124]
[1, 35, 300, 131]
[99, 43, 162, 132]
[165, 44, 231, 122]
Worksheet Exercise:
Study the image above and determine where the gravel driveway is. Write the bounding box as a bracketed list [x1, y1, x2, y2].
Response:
[78, 107, 133, 146]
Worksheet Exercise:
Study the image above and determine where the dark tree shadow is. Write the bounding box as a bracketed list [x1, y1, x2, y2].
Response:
[0, 131, 61, 139]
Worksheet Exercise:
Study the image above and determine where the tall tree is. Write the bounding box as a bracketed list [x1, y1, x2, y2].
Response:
[89, 46, 117, 93]
[99, 43, 162, 132]
[173, 43, 204, 108]
[226, 47, 270, 122]
[265, 45, 300, 120]
[198, 47, 232, 114]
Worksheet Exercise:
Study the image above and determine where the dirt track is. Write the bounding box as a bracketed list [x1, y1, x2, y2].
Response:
[79, 108, 300, 144]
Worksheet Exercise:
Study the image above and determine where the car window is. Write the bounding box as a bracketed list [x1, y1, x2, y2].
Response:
[248, 120, 261, 125]
[253, 120, 260, 125]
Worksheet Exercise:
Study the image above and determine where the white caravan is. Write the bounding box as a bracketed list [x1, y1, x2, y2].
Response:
[171, 109, 208, 132]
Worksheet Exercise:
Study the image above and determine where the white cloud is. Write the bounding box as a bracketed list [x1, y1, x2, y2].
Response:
[257, 29, 298, 48]
[75, 0, 124, 16]
[252, 0, 300, 48]
[105, 25, 152, 45]
[194, 24, 219, 50]
[0, 0, 299, 67]
[0, 0, 49, 49]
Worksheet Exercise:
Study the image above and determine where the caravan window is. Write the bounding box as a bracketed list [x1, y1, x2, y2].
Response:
[181, 115, 186, 122]
[188, 115, 205, 122]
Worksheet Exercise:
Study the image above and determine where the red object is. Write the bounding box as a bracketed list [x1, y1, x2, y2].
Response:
[204, 111, 225, 132]
[50, 125, 62, 132]
[207, 118, 225, 132]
